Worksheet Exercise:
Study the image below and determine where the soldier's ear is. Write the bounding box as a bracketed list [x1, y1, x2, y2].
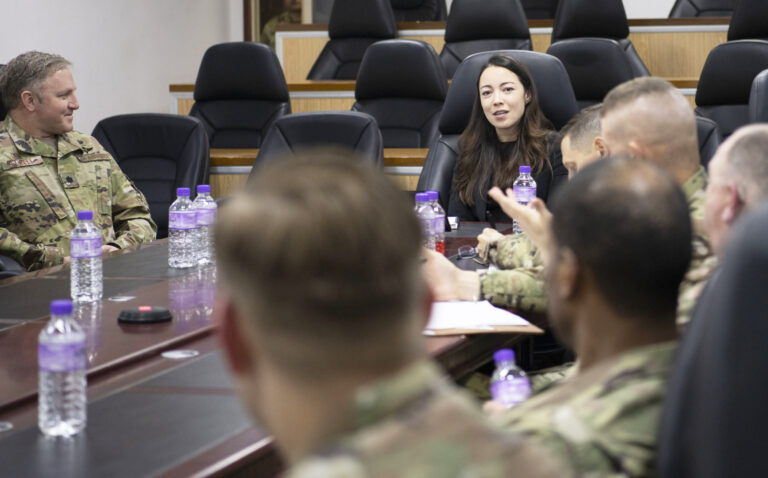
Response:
[20, 90, 37, 112]
[554, 248, 579, 300]
[216, 296, 255, 377]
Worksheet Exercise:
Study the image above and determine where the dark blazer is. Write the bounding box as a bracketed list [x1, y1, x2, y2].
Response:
[447, 136, 569, 223]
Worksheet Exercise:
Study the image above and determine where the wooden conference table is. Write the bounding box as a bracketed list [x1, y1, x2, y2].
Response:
[0, 224, 541, 477]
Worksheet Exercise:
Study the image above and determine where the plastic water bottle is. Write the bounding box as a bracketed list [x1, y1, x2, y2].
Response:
[38, 299, 87, 437]
[426, 191, 446, 254]
[512, 166, 537, 234]
[490, 348, 531, 407]
[70, 210, 102, 302]
[192, 184, 217, 266]
[414, 192, 435, 250]
[168, 187, 197, 268]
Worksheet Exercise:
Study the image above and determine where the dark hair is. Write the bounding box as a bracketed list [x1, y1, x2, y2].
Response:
[559, 103, 602, 152]
[550, 157, 692, 320]
[215, 149, 424, 373]
[453, 54, 553, 206]
[0, 51, 70, 111]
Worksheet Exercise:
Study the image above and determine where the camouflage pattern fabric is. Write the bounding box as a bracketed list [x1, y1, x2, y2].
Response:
[496, 341, 678, 478]
[285, 361, 566, 478]
[0, 116, 157, 271]
[261, 11, 296, 50]
[677, 166, 716, 328]
[480, 166, 716, 324]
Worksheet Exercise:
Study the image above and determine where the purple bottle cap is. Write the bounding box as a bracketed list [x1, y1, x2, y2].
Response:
[415, 192, 427, 203]
[519, 166, 531, 174]
[50, 299, 73, 316]
[196, 184, 210, 194]
[77, 210, 93, 221]
[494, 348, 516, 364]
[177, 187, 191, 197]
[426, 191, 439, 201]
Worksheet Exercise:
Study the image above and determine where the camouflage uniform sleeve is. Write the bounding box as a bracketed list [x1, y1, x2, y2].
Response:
[108, 158, 157, 250]
[0, 227, 64, 270]
[480, 267, 547, 314]
[676, 236, 717, 329]
[487, 234, 543, 270]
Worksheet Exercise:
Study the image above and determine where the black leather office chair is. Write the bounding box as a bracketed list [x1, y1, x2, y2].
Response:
[551, 0, 650, 77]
[696, 115, 722, 168]
[352, 40, 448, 148]
[520, 0, 559, 19]
[669, 0, 735, 17]
[439, 0, 532, 79]
[547, 38, 638, 109]
[658, 201, 768, 478]
[417, 50, 578, 208]
[390, 0, 447, 21]
[307, 0, 398, 80]
[250, 111, 383, 176]
[695, 40, 768, 137]
[0, 255, 24, 279]
[189, 42, 289, 149]
[749, 69, 768, 122]
[728, 0, 768, 41]
[92, 114, 209, 239]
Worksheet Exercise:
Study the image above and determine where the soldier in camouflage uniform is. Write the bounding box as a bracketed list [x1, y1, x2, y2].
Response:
[215, 152, 565, 478]
[494, 157, 690, 477]
[0, 51, 156, 271]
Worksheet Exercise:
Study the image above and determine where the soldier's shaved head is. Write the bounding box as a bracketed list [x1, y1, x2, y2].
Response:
[216, 150, 426, 377]
[601, 78, 700, 184]
[547, 157, 692, 347]
[0, 51, 71, 111]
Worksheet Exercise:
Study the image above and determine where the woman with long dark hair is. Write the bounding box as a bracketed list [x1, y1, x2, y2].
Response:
[448, 54, 568, 222]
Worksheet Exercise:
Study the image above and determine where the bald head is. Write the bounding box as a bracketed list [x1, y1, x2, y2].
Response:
[601, 78, 700, 184]
[705, 124, 768, 255]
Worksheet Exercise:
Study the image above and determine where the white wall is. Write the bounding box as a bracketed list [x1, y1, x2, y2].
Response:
[0, 0, 243, 134]
[445, 0, 677, 18]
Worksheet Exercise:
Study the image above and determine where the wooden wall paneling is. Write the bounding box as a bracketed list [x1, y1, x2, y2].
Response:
[629, 31, 726, 79]
[210, 174, 249, 198]
[281, 36, 329, 82]
[177, 99, 195, 116]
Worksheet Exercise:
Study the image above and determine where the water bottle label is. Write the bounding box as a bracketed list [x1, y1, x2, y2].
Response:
[421, 217, 434, 237]
[196, 208, 216, 226]
[433, 214, 445, 235]
[70, 237, 102, 258]
[39, 341, 86, 372]
[514, 186, 536, 204]
[169, 211, 197, 230]
[490, 378, 531, 406]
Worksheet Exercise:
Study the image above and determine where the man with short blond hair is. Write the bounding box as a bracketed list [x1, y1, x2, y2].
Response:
[0, 51, 156, 270]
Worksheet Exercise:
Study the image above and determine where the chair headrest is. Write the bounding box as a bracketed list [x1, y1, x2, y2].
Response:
[696, 40, 768, 106]
[194, 42, 289, 102]
[438, 50, 578, 134]
[391, 0, 446, 21]
[92, 113, 206, 158]
[444, 0, 530, 42]
[728, 0, 768, 41]
[329, 0, 398, 39]
[547, 38, 635, 102]
[355, 40, 448, 100]
[552, 0, 629, 43]
[750, 69, 768, 122]
[257, 111, 383, 164]
[669, 0, 735, 18]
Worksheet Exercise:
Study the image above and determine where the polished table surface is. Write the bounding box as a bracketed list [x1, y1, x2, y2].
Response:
[0, 226, 536, 477]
